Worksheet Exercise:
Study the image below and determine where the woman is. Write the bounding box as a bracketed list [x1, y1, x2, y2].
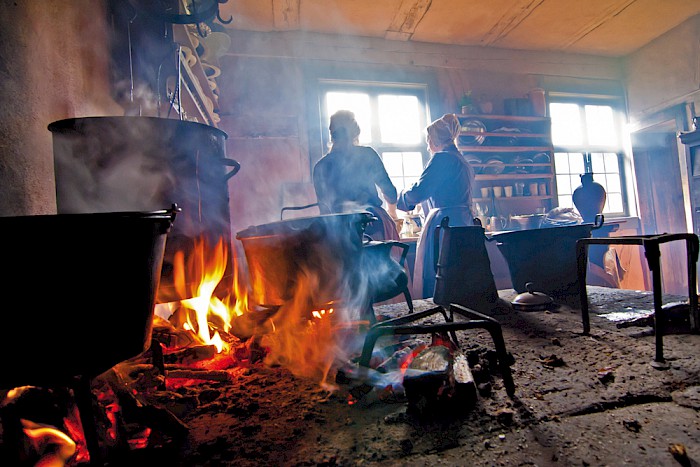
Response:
[313, 109, 399, 241]
[397, 113, 475, 299]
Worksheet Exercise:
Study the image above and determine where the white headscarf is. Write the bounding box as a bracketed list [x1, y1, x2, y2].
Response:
[426, 113, 461, 149]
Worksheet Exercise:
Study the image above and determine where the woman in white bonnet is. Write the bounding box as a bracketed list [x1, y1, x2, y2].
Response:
[397, 113, 476, 299]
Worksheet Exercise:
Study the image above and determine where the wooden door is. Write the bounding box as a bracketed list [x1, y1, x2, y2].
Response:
[631, 128, 690, 295]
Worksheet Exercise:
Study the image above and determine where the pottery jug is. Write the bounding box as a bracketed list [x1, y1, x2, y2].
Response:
[572, 173, 606, 223]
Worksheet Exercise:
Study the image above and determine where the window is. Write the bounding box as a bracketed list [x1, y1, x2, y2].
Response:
[549, 98, 627, 217]
[320, 82, 429, 194]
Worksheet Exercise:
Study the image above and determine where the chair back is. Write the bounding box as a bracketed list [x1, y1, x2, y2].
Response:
[433, 217, 499, 312]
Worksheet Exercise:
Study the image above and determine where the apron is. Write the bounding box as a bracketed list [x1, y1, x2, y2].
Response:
[412, 205, 473, 299]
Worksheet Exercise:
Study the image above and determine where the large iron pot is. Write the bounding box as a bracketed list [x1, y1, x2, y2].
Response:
[0, 206, 178, 389]
[491, 215, 604, 303]
[48, 116, 239, 303]
[236, 212, 375, 307]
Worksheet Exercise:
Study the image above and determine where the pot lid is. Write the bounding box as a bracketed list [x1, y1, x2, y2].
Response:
[511, 282, 554, 310]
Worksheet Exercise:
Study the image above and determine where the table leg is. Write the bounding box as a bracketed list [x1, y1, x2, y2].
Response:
[643, 242, 666, 363]
[576, 240, 591, 334]
[687, 236, 699, 331]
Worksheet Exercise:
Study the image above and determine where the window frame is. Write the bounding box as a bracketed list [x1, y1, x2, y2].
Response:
[318, 80, 431, 192]
[548, 94, 632, 218]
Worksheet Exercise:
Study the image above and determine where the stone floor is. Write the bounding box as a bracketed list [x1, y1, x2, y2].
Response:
[155, 286, 700, 466]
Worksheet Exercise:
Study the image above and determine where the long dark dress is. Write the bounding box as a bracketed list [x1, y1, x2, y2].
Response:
[397, 147, 475, 298]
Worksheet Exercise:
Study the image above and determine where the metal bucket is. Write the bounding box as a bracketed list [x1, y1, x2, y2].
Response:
[0, 207, 178, 388]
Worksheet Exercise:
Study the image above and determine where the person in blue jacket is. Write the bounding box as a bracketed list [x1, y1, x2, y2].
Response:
[397, 113, 476, 299]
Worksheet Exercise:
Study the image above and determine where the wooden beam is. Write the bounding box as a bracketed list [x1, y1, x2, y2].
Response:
[562, 0, 637, 49]
[385, 0, 432, 42]
[273, 0, 300, 30]
[481, 0, 545, 47]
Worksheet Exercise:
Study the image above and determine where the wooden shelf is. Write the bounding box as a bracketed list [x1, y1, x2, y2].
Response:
[475, 173, 553, 181]
[461, 114, 556, 219]
[458, 114, 550, 123]
[459, 145, 552, 153]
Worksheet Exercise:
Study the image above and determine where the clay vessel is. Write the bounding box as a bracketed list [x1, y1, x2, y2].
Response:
[572, 173, 606, 223]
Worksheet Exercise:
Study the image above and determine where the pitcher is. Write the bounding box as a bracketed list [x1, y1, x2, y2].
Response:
[487, 216, 507, 232]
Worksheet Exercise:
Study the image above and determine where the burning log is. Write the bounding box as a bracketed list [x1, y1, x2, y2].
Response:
[100, 368, 190, 449]
[403, 345, 477, 418]
[164, 368, 233, 382]
[162, 345, 218, 365]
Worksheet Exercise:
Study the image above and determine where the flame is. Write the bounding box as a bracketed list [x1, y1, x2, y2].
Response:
[170, 237, 241, 353]
[165, 233, 372, 389]
[21, 419, 77, 467]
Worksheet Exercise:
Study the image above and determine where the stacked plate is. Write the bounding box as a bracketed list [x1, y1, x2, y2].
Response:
[464, 154, 482, 173]
[482, 156, 506, 174]
[459, 119, 486, 145]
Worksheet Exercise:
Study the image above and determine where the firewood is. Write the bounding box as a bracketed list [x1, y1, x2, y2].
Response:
[403, 345, 452, 415]
[452, 351, 477, 407]
[163, 345, 217, 365]
[102, 369, 190, 439]
[165, 369, 233, 382]
[403, 345, 478, 416]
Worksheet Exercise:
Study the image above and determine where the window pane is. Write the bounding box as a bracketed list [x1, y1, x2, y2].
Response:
[604, 174, 621, 193]
[382, 151, 424, 193]
[585, 105, 616, 146]
[326, 92, 372, 144]
[556, 152, 585, 176]
[556, 174, 573, 195]
[550, 103, 582, 145]
[590, 152, 606, 173]
[607, 193, 623, 212]
[382, 152, 404, 177]
[402, 152, 424, 176]
[553, 152, 570, 173]
[558, 195, 574, 209]
[603, 153, 620, 173]
[378, 95, 422, 144]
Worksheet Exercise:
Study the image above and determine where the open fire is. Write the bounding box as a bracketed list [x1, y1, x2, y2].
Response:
[1, 224, 510, 465]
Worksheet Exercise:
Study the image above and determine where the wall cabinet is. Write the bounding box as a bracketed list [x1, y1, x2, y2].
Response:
[457, 114, 556, 231]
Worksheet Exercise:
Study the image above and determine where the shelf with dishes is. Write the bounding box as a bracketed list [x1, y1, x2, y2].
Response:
[457, 114, 552, 147]
[474, 195, 553, 202]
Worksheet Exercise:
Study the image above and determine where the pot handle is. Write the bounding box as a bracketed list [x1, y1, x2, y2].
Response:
[592, 213, 605, 229]
[222, 158, 241, 181]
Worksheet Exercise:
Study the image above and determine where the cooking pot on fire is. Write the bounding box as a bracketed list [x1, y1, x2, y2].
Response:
[49, 116, 239, 303]
[0, 206, 178, 389]
[236, 211, 375, 308]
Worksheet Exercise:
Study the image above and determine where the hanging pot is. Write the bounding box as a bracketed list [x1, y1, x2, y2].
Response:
[48, 116, 239, 303]
[511, 282, 554, 311]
